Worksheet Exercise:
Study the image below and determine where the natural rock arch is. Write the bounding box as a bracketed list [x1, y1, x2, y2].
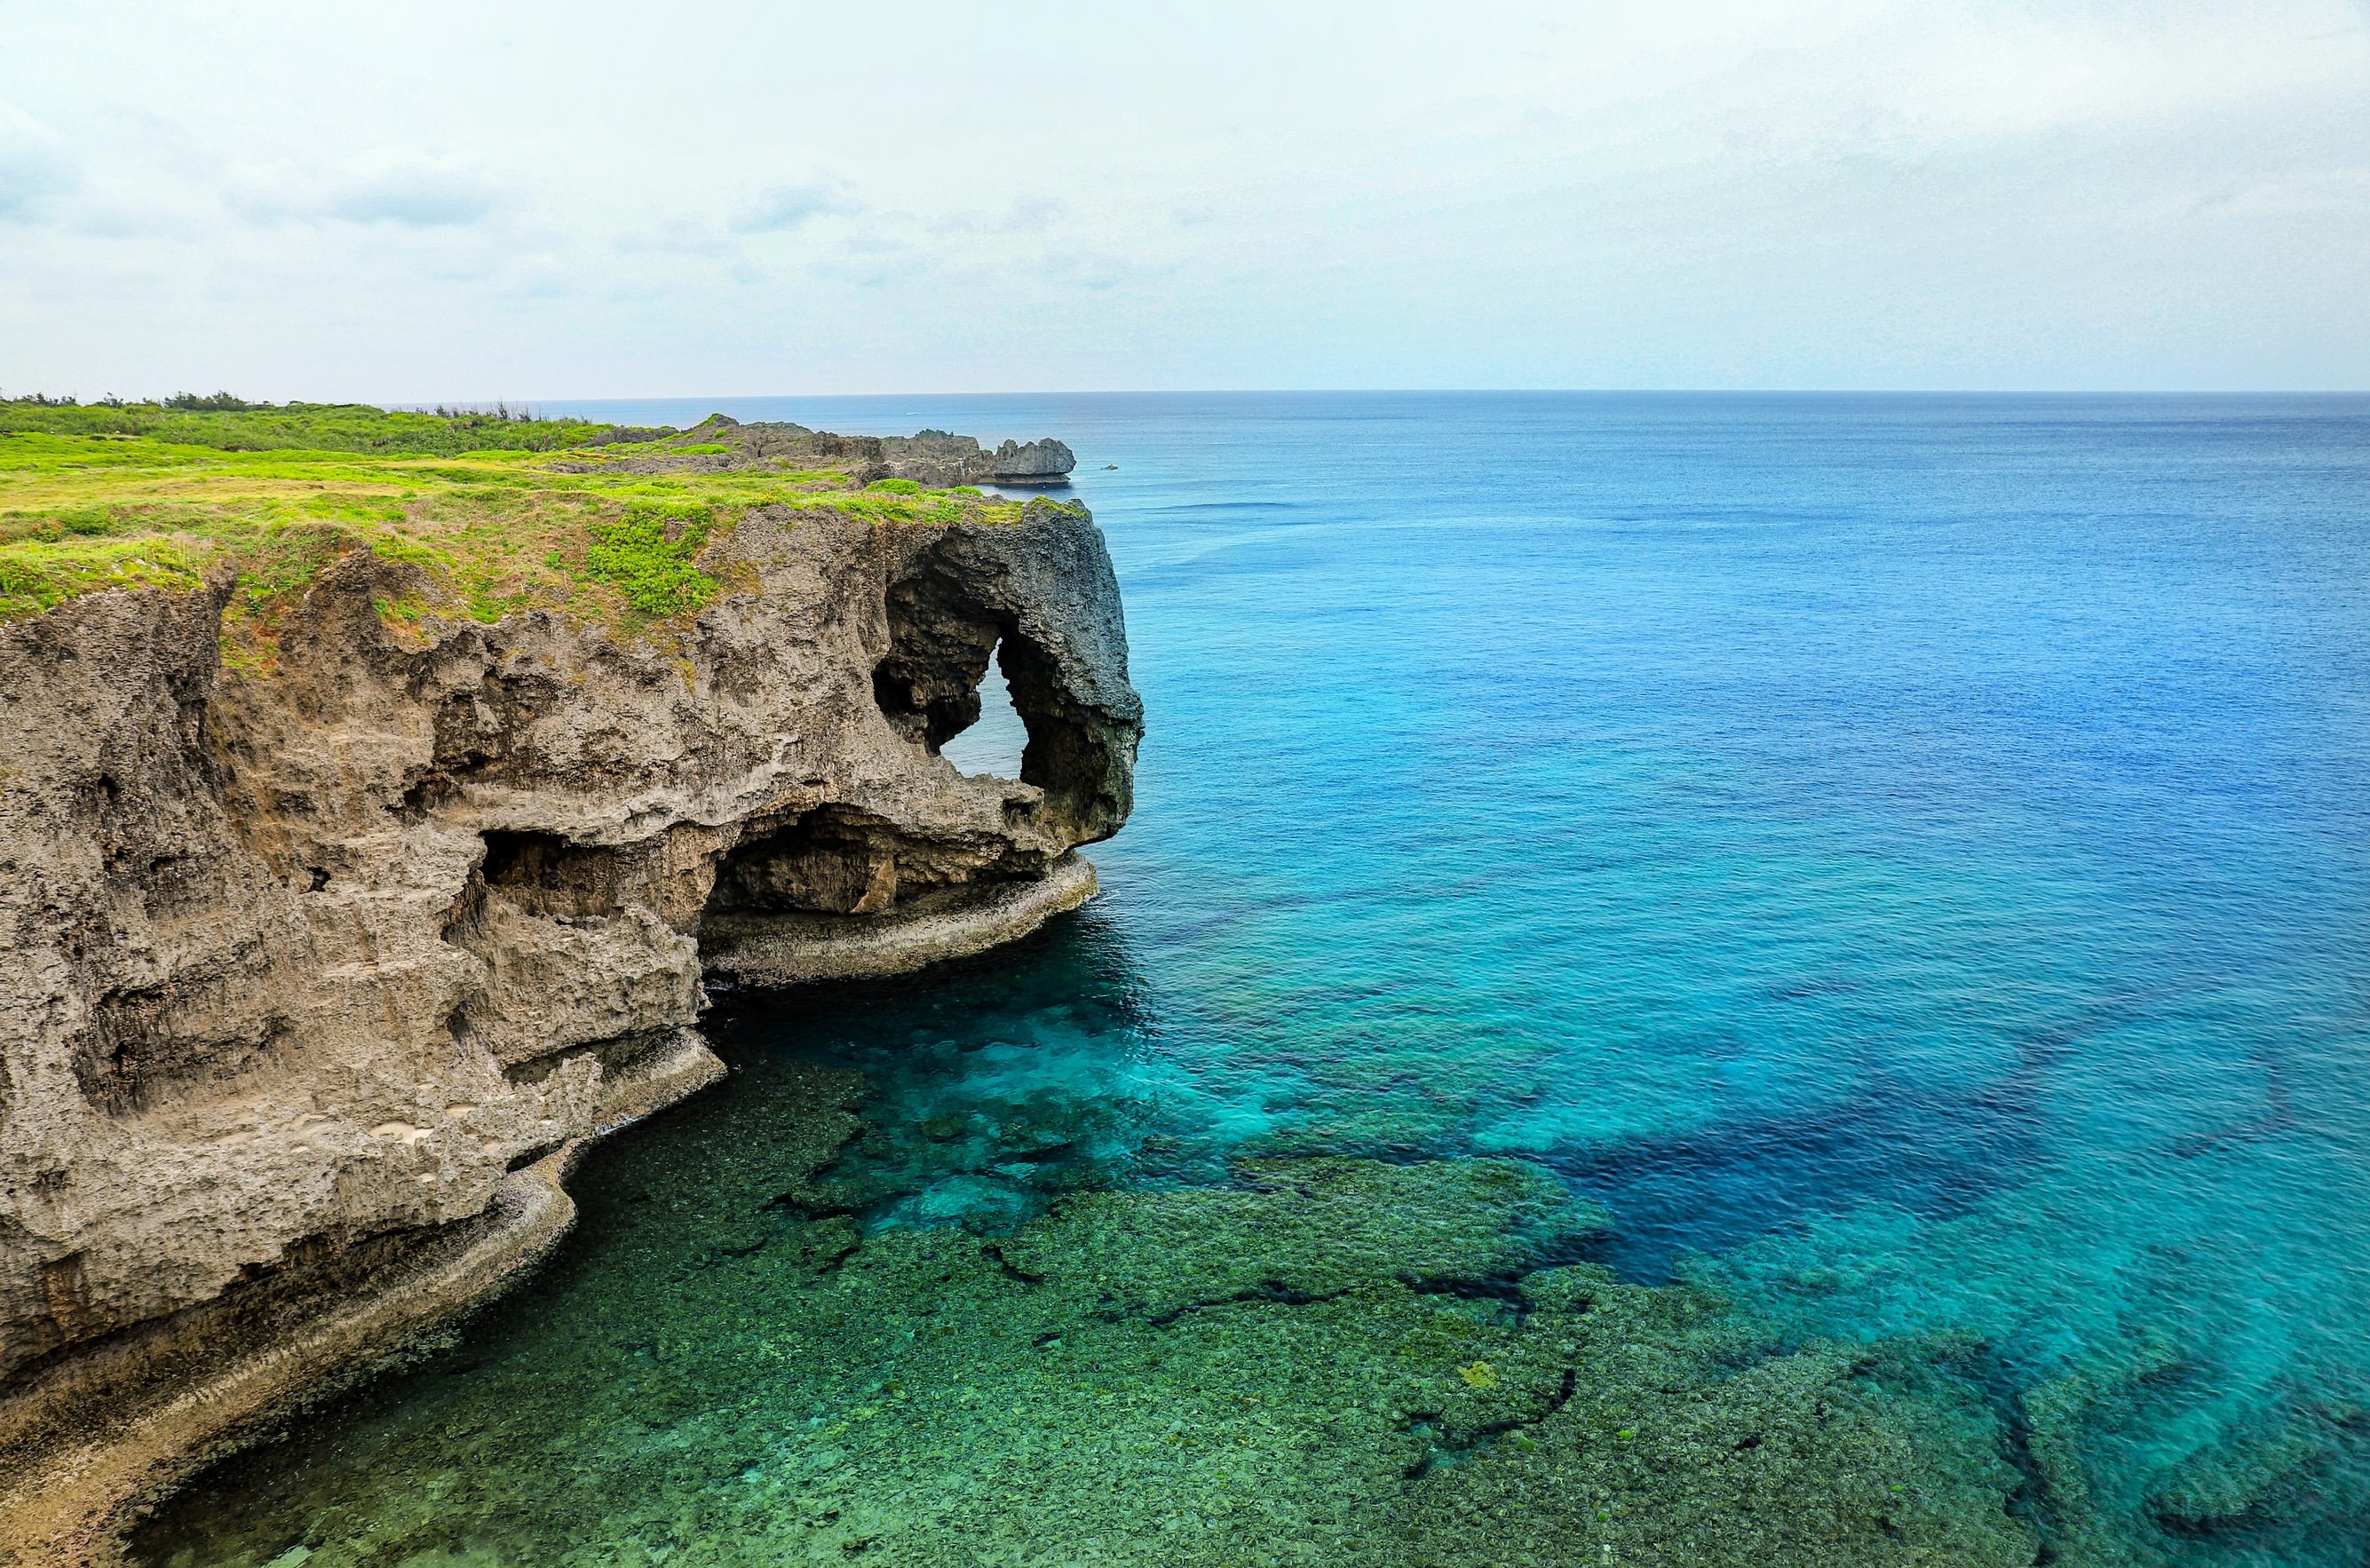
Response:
[869, 503, 1138, 844]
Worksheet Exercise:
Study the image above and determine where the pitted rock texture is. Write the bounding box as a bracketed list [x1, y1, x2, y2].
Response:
[567, 419, 1075, 489]
[881, 430, 1078, 487]
[0, 497, 1138, 1411]
[703, 851, 1101, 986]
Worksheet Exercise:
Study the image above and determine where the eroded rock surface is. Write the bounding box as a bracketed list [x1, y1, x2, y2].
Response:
[567, 417, 1077, 489]
[880, 430, 1077, 487]
[0, 495, 1138, 1509]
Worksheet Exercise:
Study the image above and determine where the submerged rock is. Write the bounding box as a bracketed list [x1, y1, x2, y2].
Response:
[1399, 1272, 2037, 1567]
[2153, 1428, 2324, 1529]
[130, 1149, 2043, 1568]
[995, 1156, 1601, 1320]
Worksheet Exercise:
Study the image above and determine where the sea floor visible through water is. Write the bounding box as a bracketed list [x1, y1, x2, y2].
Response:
[137, 393, 2370, 1566]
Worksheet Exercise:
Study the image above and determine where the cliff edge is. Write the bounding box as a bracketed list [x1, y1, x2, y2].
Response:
[0, 404, 1139, 1560]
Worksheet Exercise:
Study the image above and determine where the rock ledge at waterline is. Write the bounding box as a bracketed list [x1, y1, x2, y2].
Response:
[0, 413, 1139, 1564]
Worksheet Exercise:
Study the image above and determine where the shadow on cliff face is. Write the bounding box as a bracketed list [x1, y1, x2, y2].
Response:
[706, 806, 908, 917]
[871, 532, 1132, 844]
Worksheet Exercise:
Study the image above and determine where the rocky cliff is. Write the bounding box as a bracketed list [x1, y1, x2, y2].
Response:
[0, 416, 1138, 1556]
[881, 430, 1077, 487]
[564, 419, 1077, 489]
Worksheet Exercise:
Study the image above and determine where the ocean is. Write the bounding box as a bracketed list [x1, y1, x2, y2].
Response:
[138, 392, 2370, 1565]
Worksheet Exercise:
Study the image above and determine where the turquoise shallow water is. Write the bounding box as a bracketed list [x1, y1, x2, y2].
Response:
[139, 394, 2370, 1565]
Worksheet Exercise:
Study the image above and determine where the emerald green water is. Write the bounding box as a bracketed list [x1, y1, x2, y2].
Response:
[138, 393, 2370, 1565]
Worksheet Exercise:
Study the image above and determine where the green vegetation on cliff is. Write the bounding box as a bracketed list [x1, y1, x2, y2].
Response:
[0, 398, 1054, 653]
[0, 396, 616, 455]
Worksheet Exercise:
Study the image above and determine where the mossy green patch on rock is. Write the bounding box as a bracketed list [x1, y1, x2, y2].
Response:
[583, 501, 720, 617]
[1400, 1267, 2036, 1567]
[995, 1156, 1601, 1319]
[0, 403, 1031, 640]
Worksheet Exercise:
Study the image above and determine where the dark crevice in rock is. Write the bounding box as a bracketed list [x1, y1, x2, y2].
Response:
[72, 964, 293, 1118]
[394, 772, 461, 824]
[709, 808, 905, 917]
[498, 1029, 678, 1089]
[1959, 1349, 2068, 1552]
[1399, 1366, 1582, 1481]
[767, 1189, 856, 1222]
[699, 1218, 862, 1278]
[502, 1140, 566, 1173]
[701, 802, 1066, 925]
[476, 830, 625, 920]
[979, 1244, 1045, 1286]
[1145, 1283, 1357, 1329]
[1401, 1271, 1538, 1326]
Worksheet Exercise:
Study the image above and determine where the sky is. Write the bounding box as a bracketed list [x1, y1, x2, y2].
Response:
[2, 1, 2366, 399]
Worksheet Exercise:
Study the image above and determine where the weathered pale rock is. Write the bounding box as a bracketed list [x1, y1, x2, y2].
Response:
[0, 493, 1138, 1551]
[880, 430, 1078, 487]
[574, 420, 1078, 489]
[703, 851, 1100, 985]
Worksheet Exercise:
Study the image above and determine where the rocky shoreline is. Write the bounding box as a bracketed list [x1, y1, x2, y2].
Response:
[702, 851, 1101, 986]
[0, 414, 1137, 1564]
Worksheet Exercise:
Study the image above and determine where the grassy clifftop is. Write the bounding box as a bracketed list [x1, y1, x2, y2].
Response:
[0, 400, 1054, 666]
[0, 397, 624, 455]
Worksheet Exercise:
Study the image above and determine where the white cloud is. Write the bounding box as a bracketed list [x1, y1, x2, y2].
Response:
[730, 183, 857, 234]
[0, 101, 74, 221]
[614, 218, 735, 257]
[930, 198, 1066, 237]
[226, 159, 503, 228]
[0, 0, 2364, 395]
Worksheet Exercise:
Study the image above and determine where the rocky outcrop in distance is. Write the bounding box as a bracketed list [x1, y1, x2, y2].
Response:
[0, 488, 1138, 1559]
[569, 418, 1078, 489]
[880, 430, 1077, 487]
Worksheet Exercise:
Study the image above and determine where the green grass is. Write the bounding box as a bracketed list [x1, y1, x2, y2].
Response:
[585, 502, 719, 616]
[0, 400, 1043, 657]
[0, 396, 619, 455]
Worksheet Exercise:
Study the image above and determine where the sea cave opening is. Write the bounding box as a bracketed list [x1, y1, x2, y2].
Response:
[868, 546, 1129, 843]
[938, 638, 1029, 780]
[705, 807, 902, 917]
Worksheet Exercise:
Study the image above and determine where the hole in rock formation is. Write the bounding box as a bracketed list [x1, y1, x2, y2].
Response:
[938, 639, 1029, 780]
[870, 617, 996, 756]
[870, 540, 1131, 842]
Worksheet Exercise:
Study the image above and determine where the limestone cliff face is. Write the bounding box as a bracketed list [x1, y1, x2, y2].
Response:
[0, 498, 1138, 1420]
[881, 431, 1078, 487]
[566, 421, 1077, 490]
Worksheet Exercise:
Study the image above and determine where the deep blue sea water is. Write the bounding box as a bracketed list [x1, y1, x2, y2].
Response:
[142, 394, 2370, 1564]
